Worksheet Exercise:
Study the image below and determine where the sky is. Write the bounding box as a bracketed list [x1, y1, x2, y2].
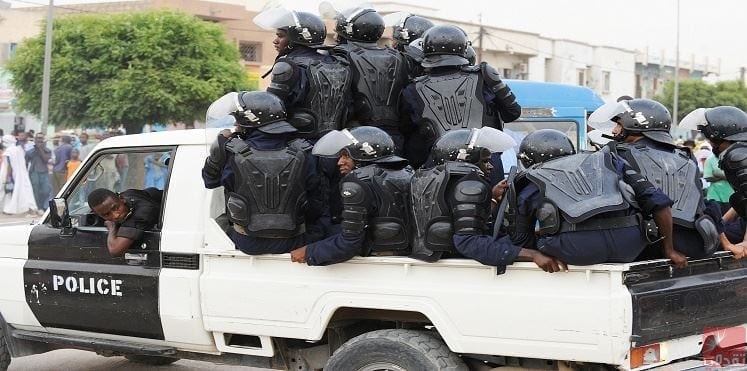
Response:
[7, 0, 744, 79]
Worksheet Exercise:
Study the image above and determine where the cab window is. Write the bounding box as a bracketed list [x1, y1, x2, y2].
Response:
[65, 148, 175, 222]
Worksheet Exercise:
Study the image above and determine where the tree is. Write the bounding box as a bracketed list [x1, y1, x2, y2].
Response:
[6, 10, 248, 134]
[655, 79, 747, 123]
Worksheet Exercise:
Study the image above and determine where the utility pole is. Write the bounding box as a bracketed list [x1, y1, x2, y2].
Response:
[40, 0, 54, 135]
[673, 0, 680, 126]
[477, 13, 483, 64]
[740, 66, 746, 86]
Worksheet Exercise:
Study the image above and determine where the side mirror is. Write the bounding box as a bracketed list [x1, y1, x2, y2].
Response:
[48, 198, 72, 229]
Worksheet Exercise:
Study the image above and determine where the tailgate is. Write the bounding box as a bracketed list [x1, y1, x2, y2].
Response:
[625, 252, 747, 345]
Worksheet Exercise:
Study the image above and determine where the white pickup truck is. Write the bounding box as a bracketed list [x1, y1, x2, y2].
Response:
[0, 129, 744, 371]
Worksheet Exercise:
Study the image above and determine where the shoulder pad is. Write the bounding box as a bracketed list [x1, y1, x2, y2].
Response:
[480, 62, 503, 84]
[444, 161, 484, 177]
[225, 138, 250, 155]
[287, 138, 313, 152]
[271, 60, 297, 82]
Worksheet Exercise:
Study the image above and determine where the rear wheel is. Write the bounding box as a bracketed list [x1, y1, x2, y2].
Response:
[325, 329, 468, 371]
[124, 354, 179, 365]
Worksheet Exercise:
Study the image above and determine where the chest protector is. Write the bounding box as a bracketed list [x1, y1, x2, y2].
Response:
[225, 140, 307, 238]
[616, 143, 702, 225]
[288, 56, 352, 138]
[720, 143, 747, 217]
[414, 67, 491, 138]
[343, 44, 407, 126]
[527, 151, 631, 235]
[347, 165, 414, 256]
[409, 162, 488, 261]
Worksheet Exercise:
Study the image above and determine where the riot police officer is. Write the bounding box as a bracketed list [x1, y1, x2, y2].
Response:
[385, 12, 434, 79]
[400, 24, 521, 170]
[680, 106, 747, 258]
[202, 91, 325, 255]
[253, 8, 351, 140]
[594, 99, 721, 259]
[290, 126, 413, 265]
[328, 5, 409, 149]
[505, 129, 686, 267]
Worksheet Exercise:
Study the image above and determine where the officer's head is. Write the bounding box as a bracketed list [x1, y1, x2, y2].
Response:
[518, 129, 576, 168]
[681, 106, 747, 155]
[611, 99, 673, 145]
[334, 7, 385, 43]
[392, 14, 433, 51]
[274, 11, 327, 55]
[88, 188, 130, 223]
[421, 25, 470, 69]
[211, 91, 296, 136]
[431, 127, 515, 176]
[313, 126, 405, 173]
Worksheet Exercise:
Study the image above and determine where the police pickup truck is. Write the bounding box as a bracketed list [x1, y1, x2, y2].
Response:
[0, 129, 746, 371]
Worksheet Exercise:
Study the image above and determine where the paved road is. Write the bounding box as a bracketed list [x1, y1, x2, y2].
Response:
[8, 349, 271, 371]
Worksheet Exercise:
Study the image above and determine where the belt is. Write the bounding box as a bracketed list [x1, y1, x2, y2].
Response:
[558, 214, 640, 233]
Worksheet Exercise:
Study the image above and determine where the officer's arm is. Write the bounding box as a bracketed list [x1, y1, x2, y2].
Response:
[481, 63, 521, 123]
[202, 134, 229, 188]
[104, 221, 134, 257]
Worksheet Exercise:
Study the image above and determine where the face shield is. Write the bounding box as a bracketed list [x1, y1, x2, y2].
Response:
[383, 11, 410, 41]
[205, 92, 241, 154]
[678, 108, 708, 132]
[467, 127, 516, 154]
[311, 129, 356, 157]
[253, 7, 297, 31]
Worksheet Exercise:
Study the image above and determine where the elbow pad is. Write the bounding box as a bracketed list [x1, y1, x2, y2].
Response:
[481, 62, 518, 104]
[623, 169, 655, 195]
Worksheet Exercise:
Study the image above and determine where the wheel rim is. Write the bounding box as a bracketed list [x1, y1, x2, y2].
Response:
[357, 362, 407, 371]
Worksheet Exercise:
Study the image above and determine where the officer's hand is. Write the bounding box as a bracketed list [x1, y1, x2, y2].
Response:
[532, 252, 567, 273]
[492, 180, 508, 202]
[664, 249, 688, 268]
[724, 242, 746, 260]
[104, 220, 116, 231]
[291, 246, 308, 264]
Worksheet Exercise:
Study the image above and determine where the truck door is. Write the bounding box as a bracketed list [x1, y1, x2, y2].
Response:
[23, 147, 174, 340]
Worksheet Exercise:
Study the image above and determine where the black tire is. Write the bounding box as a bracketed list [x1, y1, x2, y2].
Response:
[0, 326, 10, 371]
[124, 354, 179, 366]
[325, 329, 468, 371]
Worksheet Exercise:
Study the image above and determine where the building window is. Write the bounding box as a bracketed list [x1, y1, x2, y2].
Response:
[239, 41, 260, 62]
[603, 71, 611, 93]
[9, 42, 17, 58]
[577, 69, 586, 86]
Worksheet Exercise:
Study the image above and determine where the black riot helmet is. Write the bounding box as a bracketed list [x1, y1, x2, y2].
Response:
[432, 127, 516, 165]
[702, 106, 747, 142]
[283, 11, 327, 47]
[617, 99, 674, 145]
[210, 91, 296, 134]
[392, 15, 434, 50]
[335, 8, 385, 43]
[312, 126, 406, 165]
[421, 25, 470, 68]
[253, 8, 327, 48]
[518, 129, 576, 168]
[464, 45, 476, 65]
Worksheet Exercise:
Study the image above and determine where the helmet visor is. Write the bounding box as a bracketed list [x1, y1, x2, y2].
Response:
[206, 92, 240, 129]
[383, 11, 409, 27]
[312, 129, 356, 157]
[587, 129, 613, 147]
[319, 0, 373, 19]
[587, 101, 627, 130]
[253, 7, 298, 30]
[468, 127, 516, 153]
[678, 108, 708, 131]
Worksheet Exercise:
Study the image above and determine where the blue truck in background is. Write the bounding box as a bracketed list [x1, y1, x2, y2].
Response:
[500, 79, 606, 172]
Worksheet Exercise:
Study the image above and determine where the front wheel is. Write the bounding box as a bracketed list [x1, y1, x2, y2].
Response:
[325, 329, 468, 371]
